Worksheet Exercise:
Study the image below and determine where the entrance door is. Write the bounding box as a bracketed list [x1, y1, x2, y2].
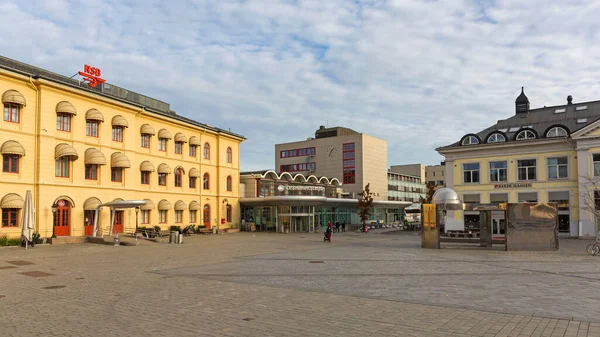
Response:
[203, 204, 211, 227]
[54, 200, 71, 236]
[113, 211, 124, 234]
[558, 214, 570, 233]
[84, 210, 95, 236]
[491, 211, 505, 240]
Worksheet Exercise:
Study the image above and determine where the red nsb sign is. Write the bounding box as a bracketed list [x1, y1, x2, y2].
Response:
[78, 64, 106, 88]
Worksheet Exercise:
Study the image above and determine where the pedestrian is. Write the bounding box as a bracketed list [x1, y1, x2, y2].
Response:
[335, 221, 340, 233]
[341, 220, 346, 233]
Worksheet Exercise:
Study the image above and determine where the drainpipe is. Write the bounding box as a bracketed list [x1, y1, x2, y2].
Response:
[27, 76, 41, 236]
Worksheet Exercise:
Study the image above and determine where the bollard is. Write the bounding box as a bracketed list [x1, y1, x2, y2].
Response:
[179, 234, 183, 244]
[113, 235, 120, 246]
[212, 226, 217, 235]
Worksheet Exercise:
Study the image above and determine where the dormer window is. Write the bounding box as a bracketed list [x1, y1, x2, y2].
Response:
[546, 126, 568, 138]
[516, 130, 536, 140]
[486, 133, 506, 143]
[461, 135, 480, 146]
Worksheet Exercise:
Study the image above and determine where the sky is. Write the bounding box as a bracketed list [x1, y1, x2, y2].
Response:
[2, 0, 600, 170]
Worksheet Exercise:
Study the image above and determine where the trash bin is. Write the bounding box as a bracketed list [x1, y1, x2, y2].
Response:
[170, 231, 179, 243]
[212, 226, 217, 235]
[113, 236, 120, 246]
[178, 234, 183, 244]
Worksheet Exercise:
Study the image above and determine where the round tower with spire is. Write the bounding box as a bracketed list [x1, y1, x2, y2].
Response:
[515, 87, 530, 114]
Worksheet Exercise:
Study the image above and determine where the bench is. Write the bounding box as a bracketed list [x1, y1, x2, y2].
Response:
[199, 228, 212, 234]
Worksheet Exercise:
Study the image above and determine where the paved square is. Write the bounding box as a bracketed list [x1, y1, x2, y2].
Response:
[1, 232, 600, 337]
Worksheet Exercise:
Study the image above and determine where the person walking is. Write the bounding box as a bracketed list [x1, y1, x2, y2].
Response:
[335, 221, 340, 233]
[341, 220, 346, 233]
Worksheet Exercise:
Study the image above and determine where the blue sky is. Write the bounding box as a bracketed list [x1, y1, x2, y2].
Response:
[3, 0, 600, 170]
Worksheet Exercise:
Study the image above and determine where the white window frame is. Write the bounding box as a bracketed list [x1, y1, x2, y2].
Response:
[487, 133, 506, 143]
[517, 159, 537, 181]
[547, 157, 568, 180]
[546, 127, 568, 138]
[593, 154, 600, 177]
[463, 163, 480, 184]
[461, 136, 479, 146]
[516, 130, 536, 140]
[489, 161, 507, 182]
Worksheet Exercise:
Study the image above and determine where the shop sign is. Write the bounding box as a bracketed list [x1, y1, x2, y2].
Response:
[277, 185, 325, 192]
[78, 64, 106, 88]
[494, 183, 532, 189]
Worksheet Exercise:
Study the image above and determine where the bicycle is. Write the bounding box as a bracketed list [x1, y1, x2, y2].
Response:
[586, 241, 600, 256]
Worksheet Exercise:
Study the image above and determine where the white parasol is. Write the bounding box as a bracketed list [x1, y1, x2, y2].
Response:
[20, 190, 34, 249]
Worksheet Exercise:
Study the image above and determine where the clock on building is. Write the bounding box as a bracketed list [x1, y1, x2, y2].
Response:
[327, 145, 338, 158]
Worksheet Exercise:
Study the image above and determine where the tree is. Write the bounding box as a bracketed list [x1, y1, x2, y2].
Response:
[357, 183, 374, 231]
[419, 184, 436, 204]
[578, 175, 600, 237]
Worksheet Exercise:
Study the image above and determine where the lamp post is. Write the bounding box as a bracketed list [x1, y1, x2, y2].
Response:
[135, 206, 140, 232]
[222, 198, 229, 229]
[51, 203, 57, 238]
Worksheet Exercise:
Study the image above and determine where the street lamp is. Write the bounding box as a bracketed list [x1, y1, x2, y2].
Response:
[222, 198, 230, 230]
[135, 206, 140, 232]
[51, 203, 57, 238]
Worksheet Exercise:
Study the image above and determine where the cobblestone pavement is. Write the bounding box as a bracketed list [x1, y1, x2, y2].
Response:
[1, 232, 600, 337]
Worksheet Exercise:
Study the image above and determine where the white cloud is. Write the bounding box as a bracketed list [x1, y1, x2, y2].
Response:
[2, 0, 600, 170]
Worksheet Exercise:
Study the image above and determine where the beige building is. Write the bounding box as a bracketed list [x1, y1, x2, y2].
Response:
[425, 162, 446, 187]
[0, 56, 244, 239]
[275, 126, 388, 200]
[390, 164, 425, 182]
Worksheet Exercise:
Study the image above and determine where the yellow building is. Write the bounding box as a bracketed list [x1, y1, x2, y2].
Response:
[437, 89, 600, 238]
[0, 56, 244, 239]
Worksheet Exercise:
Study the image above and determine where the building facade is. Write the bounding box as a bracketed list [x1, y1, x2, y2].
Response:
[437, 89, 600, 238]
[275, 126, 388, 200]
[425, 162, 446, 187]
[387, 170, 426, 203]
[239, 170, 409, 232]
[0, 56, 244, 239]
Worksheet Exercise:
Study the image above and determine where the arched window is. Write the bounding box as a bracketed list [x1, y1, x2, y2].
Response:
[516, 130, 536, 140]
[546, 126, 568, 138]
[174, 168, 183, 187]
[461, 135, 479, 146]
[203, 172, 210, 190]
[226, 147, 232, 163]
[226, 175, 232, 192]
[203, 204, 211, 226]
[486, 133, 506, 143]
[203, 143, 210, 159]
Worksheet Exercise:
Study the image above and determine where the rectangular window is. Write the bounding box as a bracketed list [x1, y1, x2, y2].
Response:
[55, 157, 70, 177]
[3, 103, 20, 123]
[593, 154, 600, 177]
[280, 162, 316, 172]
[489, 161, 507, 182]
[158, 139, 166, 152]
[175, 210, 183, 223]
[518, 192, 538, 203]
[189, 145, 197, 157]
[2, 155, 19, 173]
[189, 210, 197, 224]
[548, 191, 569, 211]
[56, 113, 71, 132]
[490, 193, 508, 205]
[175, 142, 182, 154]
[280, 147, 316, 158]
[141, 171, 150, 185]
[2, 208, 18, 227]
[548, 157, 568, 180]
[517, 159, 537, 181]
[159, 210, 167, 223]
[343, 142, 355, 184]
[140, 135, 150, 148]
[86, 121, 98, 137]
[463, 163, 480, 183]
[85, 164, 98, 180]
[111, 168, 123, 182]
[189, 177, 197, 189]
[158, 173, 167, 186]
[463, 194, 481, 203]
[112, 126, 123, 142]
[141, 210, 150, 224]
